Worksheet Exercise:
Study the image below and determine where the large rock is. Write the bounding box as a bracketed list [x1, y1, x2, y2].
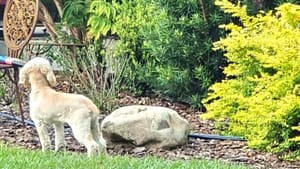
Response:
[101, 105, 190, 149]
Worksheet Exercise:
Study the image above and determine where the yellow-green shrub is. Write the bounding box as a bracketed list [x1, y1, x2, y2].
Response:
[202, 0, 300, 158]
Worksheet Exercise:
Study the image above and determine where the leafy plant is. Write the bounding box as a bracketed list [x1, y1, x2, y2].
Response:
[44, 43, 125, 112]
[87, 0, 231, 107]
[0, 81, 5, 98]
[137, 0, 231, 105]
[87, 0, 117, 39]
[62, 0, 89, 29]
[239, 0, 299, 15]
[87, 0, 170, 95]
[61, 0, 91, 42]
[0, 73, 16, 106]
[202, 0, 300, 159]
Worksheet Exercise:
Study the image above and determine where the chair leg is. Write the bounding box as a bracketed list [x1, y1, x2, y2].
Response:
[13, 67, 25, 126]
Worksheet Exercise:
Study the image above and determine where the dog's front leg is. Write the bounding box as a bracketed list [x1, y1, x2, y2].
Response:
[53, 122, 66, 152]
[34, 120, 51, 151]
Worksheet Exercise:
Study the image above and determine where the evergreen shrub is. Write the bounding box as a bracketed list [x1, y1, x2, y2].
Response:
[202, 0, 300, 159]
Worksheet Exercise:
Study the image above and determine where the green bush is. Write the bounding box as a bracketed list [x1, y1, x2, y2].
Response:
[139, 0, 228, 104]
[43, 43, 124, 112]
[202, 0, 300, 159]
[87, 0, 230, 107]
[87, 0, 168, 95]
[62, 0, 89, 29]
[86, 0, 296, 108]
[239, 0, 298, 15]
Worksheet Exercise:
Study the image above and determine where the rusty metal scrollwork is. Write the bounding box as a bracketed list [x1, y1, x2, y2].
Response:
[3, 0, 39, 53]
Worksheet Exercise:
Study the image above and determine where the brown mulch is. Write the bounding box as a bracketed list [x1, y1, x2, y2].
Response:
[0, 90, 300, 169]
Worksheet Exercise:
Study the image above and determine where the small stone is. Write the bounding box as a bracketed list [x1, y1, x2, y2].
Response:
[132, 147, 146, 153]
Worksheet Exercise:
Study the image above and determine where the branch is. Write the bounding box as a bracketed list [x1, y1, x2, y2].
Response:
[53, 0, 63, 18]
[38, 1, 58, 40]
[198, 0, 207, 25]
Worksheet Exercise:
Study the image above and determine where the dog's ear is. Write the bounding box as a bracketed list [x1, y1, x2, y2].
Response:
[46, 71, 57, 87]
[40, 67, 57, 87]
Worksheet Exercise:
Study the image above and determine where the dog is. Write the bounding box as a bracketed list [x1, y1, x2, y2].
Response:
[19, 57, 106, 156]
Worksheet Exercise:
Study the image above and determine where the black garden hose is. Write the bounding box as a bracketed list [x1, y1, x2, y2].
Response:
[188, 133, 245, 141]
[0, 111, 35, 126]
[0, 111, 245, 141]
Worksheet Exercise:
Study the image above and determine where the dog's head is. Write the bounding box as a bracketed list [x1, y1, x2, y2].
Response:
[19, 57, 57, 88]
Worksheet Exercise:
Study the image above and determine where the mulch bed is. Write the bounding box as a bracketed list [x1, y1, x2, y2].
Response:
[0, 91, 300, 169]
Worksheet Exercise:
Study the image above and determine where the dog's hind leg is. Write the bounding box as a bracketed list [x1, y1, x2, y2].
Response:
[91, 118, 107, 154]
[53, 122, 66, 152]
[68, 114, 99, 157]
[34, 120, 51, 151]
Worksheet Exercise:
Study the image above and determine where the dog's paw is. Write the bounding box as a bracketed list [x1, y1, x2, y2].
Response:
[55, 144, 66, 152]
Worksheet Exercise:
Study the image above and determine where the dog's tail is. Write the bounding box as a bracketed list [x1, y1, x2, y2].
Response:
[87, 101, 107, 153]
[82, 96, 100, 116]
[89, 103, 100, 115]
[91, 116, 107, 154]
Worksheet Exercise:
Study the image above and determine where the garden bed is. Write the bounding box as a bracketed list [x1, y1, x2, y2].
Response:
[0, 92, 299, 169]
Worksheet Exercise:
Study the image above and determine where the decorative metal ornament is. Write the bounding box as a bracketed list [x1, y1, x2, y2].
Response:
[3, 0, 39, 56]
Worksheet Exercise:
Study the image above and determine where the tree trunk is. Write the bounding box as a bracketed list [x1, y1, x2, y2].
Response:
[252, 0, 263, 9]
[38, 1, 58, 40]
[53, 0, 63, 18]
[37, 0, 85, 42]
[198, 0, 207, 25]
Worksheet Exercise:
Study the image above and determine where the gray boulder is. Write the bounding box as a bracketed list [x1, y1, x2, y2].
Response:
[101, 105, 190, 149]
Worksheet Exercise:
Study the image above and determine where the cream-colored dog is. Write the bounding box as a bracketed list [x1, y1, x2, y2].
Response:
[19, 57, 106, 156]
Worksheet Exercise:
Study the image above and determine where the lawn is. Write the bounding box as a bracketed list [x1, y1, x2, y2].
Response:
[0, 143, 251, 169]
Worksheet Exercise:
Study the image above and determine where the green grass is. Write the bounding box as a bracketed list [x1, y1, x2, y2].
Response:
[0, 143, 251, 169]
